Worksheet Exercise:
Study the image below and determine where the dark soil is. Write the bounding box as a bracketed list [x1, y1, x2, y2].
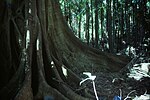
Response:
[72, 70, 150, 100]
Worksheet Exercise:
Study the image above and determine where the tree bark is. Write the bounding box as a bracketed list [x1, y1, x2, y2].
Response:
[85, 1, 90, 45]
[0, 0, 129, 99]
[94, 0, 99, 48]
[106, 0, 114, 53]
[90, 0, 94, 47]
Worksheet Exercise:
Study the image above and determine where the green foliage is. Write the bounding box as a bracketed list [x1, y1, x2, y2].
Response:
[59, 0, 150, 54]
[146, 1, 150, 8]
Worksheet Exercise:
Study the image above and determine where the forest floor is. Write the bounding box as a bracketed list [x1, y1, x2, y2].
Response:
[72, 53, 150, 100]
[88, 72, 149, 99]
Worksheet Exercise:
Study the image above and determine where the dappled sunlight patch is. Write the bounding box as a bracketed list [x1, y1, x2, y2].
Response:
[26, 30, 30, 48]
[128, 63, 150, 80]
[133, 94, 150, 100]
[62, 65, 68, 77]
[29, 8, 31, 14]
[126, 62, 150, 100]
[123, 90, 150, 100]
[51, 61, 54, 68]
[36, 39, 40, 50]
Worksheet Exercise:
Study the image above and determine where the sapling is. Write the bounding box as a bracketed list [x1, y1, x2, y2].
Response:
[80, 72, 98, 100]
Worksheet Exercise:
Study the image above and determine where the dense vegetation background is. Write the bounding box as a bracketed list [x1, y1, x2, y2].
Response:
[60, 0, 150, 55]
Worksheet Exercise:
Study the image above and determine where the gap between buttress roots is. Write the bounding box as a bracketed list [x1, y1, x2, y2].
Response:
[31, 44, 39, 96]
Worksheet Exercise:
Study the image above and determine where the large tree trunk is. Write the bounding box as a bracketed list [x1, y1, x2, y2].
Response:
[0, 0, 128, 99]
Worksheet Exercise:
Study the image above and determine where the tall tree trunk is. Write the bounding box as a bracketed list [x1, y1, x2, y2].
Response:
[106, 0, 113, 53]
[0, 0, 128, 99]
[85, 1, 90, 45]
[94, 0, 99, 48]
[125, 0, 130, 44]
[78, 15, 82, 38]
[91, 0, 94, 47]
[133, 3, 138, 47]
[78, 0, 82, 39]
[68, 3, 72, 28]
[100, 2, 104, 39]
[112, 0, 116, 53]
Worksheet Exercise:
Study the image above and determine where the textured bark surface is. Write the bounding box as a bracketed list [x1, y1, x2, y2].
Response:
[0, 0, 129, 99]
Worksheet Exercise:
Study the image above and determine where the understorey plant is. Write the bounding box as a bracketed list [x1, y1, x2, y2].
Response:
[80, 72, 98, 100]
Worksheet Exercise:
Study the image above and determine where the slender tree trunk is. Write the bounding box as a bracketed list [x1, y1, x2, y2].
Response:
[112, 0, 116, 53]
[107, 0, 113, 53]
[94, 0, 99, 48]
[91, 0, 94, 47]
[133, 3, 138, 47]
[100, 2, 104, 39]
[68, 3, 72, 28]
[116, 0, 121, 51]
[78, 15, 82, 38]
[85, 1, 90, 45]
[78, 0, 82, 39]
[125, 0, 130, 44]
